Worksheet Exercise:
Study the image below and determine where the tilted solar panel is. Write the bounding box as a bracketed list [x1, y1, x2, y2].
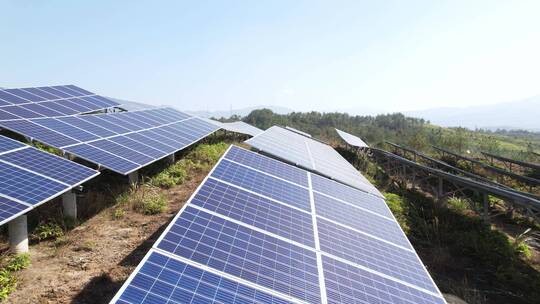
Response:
[335, 128, 369, 148]
[245, 126, 382, 197]
[0, 85, 119, 120]
[0, 107, 220, 175]
[111, 145, 445, 304]
[0, 135, 99, 226]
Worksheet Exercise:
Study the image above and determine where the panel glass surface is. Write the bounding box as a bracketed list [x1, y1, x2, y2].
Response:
[0, 120, 78, 147]
[314, 193, 411, 249]
[0, 135, 25, 153]
[323, 256, 445, 304]
[0, 196, 30, 225]
[157, 206, 321, 303]
[224, 146, 308, 187]
[193, 178, 315, 247]
[0, 147, 97, 185]
[211, 159, 311, 211]
[64, 144, 139, 174]
[318, 218, 437, 293]
[116, 251, 294, 304]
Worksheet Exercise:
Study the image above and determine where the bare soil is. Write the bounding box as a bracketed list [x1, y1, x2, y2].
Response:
[5, 174, 206, 304]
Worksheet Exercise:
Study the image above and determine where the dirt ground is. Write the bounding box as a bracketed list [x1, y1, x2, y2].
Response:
[5, 175, 205, 304]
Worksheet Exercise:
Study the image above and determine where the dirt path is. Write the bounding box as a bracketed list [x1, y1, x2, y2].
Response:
[7, 176, 204, 304]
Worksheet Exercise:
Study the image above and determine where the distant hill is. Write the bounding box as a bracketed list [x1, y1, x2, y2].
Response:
[406, 95, 540, 131]
[188, 105, 293, 119]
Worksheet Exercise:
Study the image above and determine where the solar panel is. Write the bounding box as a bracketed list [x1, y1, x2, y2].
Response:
[0, 85, 119, 120]
[0, 135, 99, 226]
[0, 108, 220, 175]
[245, 126, 382, 197]
[285, 126, 312, 138]
[112, 145, 445, 304]
[207, 120, 264, 137]
[335, 128, 369, 148]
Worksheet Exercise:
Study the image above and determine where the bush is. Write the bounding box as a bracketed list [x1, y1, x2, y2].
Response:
[31, 222, 64, 242]
[447, 197, 470, 212]
[150, 162, 187, 188]
[384, 193, 409, 233]
[124, 186, 168, 215]
[0, 253, 31, 301]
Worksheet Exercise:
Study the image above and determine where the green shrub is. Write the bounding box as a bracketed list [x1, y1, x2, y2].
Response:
[447, 197, 469, 212]
[384, 193, 409, 233]
[5, 254, 30, 272]
[112, 208, 125, 219]
[139, 193, 167, 215]
[514, 241, 532, 259]
[31, 222, 64, 242]
[150, 162, 187, 188]
[0, 253, 31, 301]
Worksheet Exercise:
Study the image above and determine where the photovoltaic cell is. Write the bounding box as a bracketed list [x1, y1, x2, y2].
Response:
[211, 159, 311, 211]
[311, 173, 393, 218]
[193, 178, 315, 247]
[117, 251, 294, 304]
[64, 144, 139, 174]
[0, 147, 97, 185]
[156, 206, 321, 303]
[89, 139, 154, 165]
[0, 162, 68, 205]
[112, 145, 446, 304]
[314, 193, 412, 249]
[317, 218, 438, 293]
[323, 256, 445, 304]
[109, 136, 167, 159]
[32, 118, 99, 142]
[0, 120, 78, 147]
[0, 136, 25, 153]
[0, 196, 29, 224]
[57, 116, 116, 137]
[224, 146, 308, 187]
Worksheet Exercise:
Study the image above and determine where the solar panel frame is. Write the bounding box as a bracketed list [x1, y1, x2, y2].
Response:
[112, 145, 446, 304]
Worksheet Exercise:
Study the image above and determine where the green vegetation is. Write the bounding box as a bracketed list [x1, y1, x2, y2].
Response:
[243, 109, 540, 162]
[383, 189, 540, 304]
[0, 254, 30, 301]
[116, 185, 167, 215]
[31, 222, 64, 242]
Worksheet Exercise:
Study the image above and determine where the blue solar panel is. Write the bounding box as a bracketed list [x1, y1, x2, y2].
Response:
[2, 105, 43, 118]
[39, 101, 80, 115]
[314, 193, 411, 249]
[317, 218, 438, 293]
[211, 159, 311, 211]
[4, 88, 44, 102]
[20, 103, 64, 117]
[0, 136, 25, 153]
[90, 139, 154, 165]
[116, 251, 294, 304]
[33, 118, 99, 142]
[0, 162, 68, 205]
[124, 133, 177, 154]
[0, 196, 30, 225]
[0, 91, 27, 104]
[0, 109, 20, 120]
[153, 126, 192, 145]
[193, 178, 315, 247]
[38, 86, 71, 98]
[0, 120, 78, 147]
[0, 147, 97, 185]
[323, 256, 445, 304]
[57, 116, 116, 137]
[311, 173, 393, 218]
[140, 129, 190, 148]
[64, 144, 139, 174]
[79, 115, 130, 134]
[112, 112, 154, 129]
[22, 87, 59, 100]
[98, 114, 143, 131]
[157, 206, 321, 303]
[109, 136, 167, 159]
[224, 146, 308, 187]
[125, 111, 163, 126]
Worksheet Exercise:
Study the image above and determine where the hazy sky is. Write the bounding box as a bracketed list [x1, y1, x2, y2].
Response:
[1, 1, 539, 113]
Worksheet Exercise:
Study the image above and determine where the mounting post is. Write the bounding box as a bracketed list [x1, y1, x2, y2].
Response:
[482, 193, 489, 222]
[128, 171, 139, 185]
[9, 215, 28, 253]
[167, 153, 175, 165]
[62, 191, 77, 220]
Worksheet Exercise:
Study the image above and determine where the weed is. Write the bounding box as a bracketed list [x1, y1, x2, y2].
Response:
[138, 192, 167, 215]
[150, 162, 187, 188]
[447, 197, 470, 212]
[0, 253, 31, 301]
[112, 208, 125, 220]
[383, 193, 409, 233]
[31, 222, 64, 242]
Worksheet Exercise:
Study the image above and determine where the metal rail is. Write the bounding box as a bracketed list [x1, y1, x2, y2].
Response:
[481, 151, 540, 172]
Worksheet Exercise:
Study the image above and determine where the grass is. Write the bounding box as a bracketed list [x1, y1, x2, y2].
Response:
[31, 222, 64, 242]
[385, 189, 540, 304]
[0, 253, 30, 301]
[115, 185, 167, 215]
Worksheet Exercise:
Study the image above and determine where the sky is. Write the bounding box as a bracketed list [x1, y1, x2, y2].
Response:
[1, 0, 539, 113]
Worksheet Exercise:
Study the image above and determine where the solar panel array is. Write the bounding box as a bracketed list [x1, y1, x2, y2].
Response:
[0, 108, 220, 175]
[285, 126, 312, 138]
[245, 126, 382, 197]
[0, 135, 98, 226]
[0, 85, 119, 120]
[111, 145, 445, 304]
[335, 128, 369, 148]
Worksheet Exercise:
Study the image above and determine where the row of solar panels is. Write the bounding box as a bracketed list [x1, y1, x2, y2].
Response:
[246, 126, 382, 197]
[112, 145, 445, 304]
[0, 85, 119, 120]
[0, 135, 98, 225]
